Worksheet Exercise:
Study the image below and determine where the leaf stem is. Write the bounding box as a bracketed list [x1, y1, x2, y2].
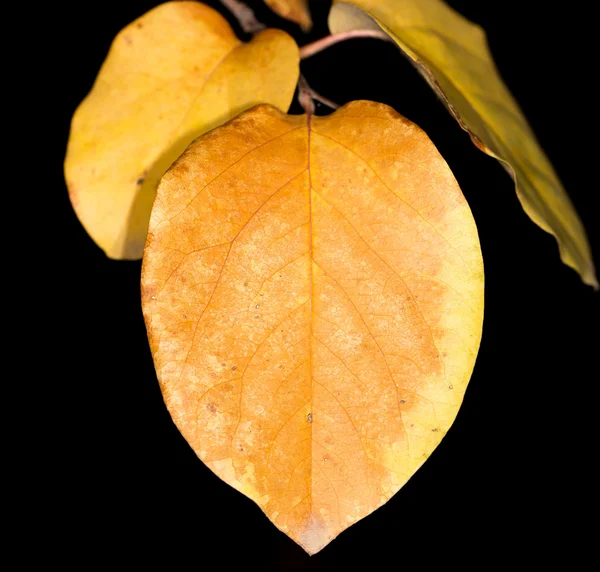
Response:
[220, 0, 266, 34]
[299, 30, 391, 60]
[298, 75, 340, 115]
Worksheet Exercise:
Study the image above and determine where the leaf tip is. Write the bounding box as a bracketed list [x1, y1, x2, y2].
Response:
[265, 0, 312, 31]
[581, 260, 599, 290]
[586, 270, 599, 291]
[296, 515, 333, 556]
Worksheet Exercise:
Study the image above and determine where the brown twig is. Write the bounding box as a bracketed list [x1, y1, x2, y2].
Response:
[298, 75, 340, 115]
[220, 0, 266, 34]
[299, 30, 391, 59]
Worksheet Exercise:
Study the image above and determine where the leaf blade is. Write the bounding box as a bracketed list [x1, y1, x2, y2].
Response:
[65, 1, 299, 259]
[141, 101, 484, 553]
[329, 0, 597, 288]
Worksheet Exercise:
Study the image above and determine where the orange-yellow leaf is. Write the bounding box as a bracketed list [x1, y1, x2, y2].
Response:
[329, 0, 597, 288]
[65, 1, 299, 259]
[141, 101, 484, 553]
[265, 0, 312, 30]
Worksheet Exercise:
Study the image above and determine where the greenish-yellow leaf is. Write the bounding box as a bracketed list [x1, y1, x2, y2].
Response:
[65, 1, 299, 259]
[330, 0, 597, 288]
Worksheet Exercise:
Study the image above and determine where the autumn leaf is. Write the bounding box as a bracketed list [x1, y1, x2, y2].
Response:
[64, 1, 299, 260]
[265, 0, 312, 30]
[329, 0, 597, 288]
[141, 101, 484, 554]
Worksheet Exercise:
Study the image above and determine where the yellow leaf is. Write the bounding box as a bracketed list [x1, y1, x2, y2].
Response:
[329, 0, 598, 288]
[65, 1, 299, 260]
[265, 0, 312, 30]
[141, 101, 484, 553]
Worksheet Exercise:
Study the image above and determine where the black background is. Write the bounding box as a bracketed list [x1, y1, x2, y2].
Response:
[48, 0, 599, 568]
